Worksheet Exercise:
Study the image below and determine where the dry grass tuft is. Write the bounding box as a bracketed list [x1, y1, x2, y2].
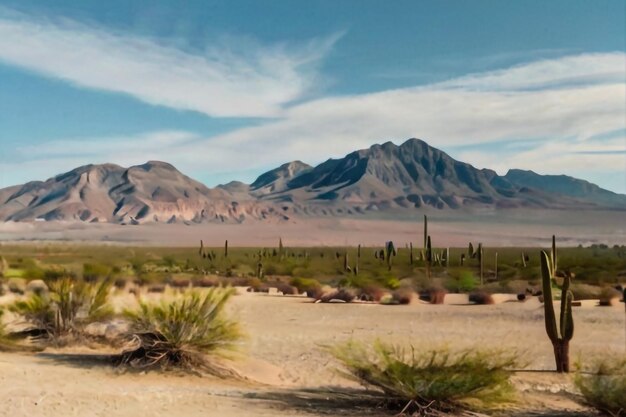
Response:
[330, 340, 518, 414]
[119, 288, 242, 373]
[575, 356, 626, 416]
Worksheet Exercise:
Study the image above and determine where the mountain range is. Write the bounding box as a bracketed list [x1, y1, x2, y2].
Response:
[1, 138, 624, 224]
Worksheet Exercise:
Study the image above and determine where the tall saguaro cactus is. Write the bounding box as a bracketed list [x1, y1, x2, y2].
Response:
[224, 240, 229, 258]
[541, 250, 574, 373]
[551, 235, 558, 274]
[477, 243, 484, 285]
[385, 241, 397, 271]
[426, 235, 432, 279]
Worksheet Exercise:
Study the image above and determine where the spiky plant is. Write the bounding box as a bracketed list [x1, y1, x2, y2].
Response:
[575, 356, 626, 416]
[10, 278, 113, 339]
[385, 241, 396, 271]
[540, 250, 574, 372]
[331, 340, 518, 414]
[426, 235, 433, 279]
[120, 288, 242, 371]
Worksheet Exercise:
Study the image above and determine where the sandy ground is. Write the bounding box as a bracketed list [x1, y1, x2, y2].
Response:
[0, 209, 624, 247]
[1, 290, 624, 417]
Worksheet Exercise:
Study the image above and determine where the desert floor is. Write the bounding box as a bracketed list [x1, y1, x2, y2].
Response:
[0, 209, 624, 248]
[1, 290, 624, 417]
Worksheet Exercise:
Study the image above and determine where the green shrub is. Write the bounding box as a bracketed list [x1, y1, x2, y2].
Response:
[289, 277, 321, 293]
[447, 270, 478, 293]
[120, 288, 242, 371]
[10, 277, 113, 338]
[575, 356, 626, 416]
[331, 340, 518, 413]
[83, 263, 111, 282]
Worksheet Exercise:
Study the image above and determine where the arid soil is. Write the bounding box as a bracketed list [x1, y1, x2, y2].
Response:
[0, 290, 624, 417]
[0, 209, 624, 247]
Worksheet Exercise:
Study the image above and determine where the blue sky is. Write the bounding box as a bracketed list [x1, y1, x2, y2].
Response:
[0, 0, 625, 192]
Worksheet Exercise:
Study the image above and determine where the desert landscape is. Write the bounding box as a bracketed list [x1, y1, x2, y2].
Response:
[1, 1, 625, 416]
[0, 237, 625, 416]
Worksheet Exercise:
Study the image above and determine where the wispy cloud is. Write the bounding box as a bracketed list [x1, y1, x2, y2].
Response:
[1, 51, 625, 193]
[0, 8, 341, 117]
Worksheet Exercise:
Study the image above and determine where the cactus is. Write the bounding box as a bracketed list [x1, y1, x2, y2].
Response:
[343, 251, 351, 273]
[256, 259, 264, 280]
[541, 250, 574, 373]
[279, 237, 284, 258]
[551, 235, 557, 275]
[199, 240, 204, 257]
[444, 247, 450, 268]
[385, 241, 397, 271]
[409, 242, 414, 265]
[224, 240, 228, 258]
[477, 243, 484, 285]
[426, 235, 432, 279]
[468, 242, 475, 259]
[355, 244, 361, 275]
[521, 251, 527, 268]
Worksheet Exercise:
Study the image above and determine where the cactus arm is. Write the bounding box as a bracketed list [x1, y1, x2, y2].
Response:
[562, 289, 574, 341]
[552, 235, 557, 274]
[541, 251, 559, 343]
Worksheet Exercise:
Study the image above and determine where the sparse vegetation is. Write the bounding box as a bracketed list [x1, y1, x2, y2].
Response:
[10, 277, 113, 340]
[575, 356, 626, 416]
[120, 288, 242, 372]
[331, 340, 518, 414]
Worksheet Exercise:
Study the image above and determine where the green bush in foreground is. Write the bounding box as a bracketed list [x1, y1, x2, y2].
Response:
[10, 278, 113, 339]
[121, 288, 242, 371]
[331, 340, 518, 414]
[575, 356, 626, 416]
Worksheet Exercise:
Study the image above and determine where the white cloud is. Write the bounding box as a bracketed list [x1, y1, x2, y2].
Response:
[0, 8, 341, 117]
[2, 51, 625, 193]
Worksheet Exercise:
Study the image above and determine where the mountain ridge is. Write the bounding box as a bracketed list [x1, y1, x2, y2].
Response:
[1, 138, 624, 224]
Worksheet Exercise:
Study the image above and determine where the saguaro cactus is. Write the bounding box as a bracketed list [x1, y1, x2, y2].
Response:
[409, 242, 414, 265]
[541, 250, 574, 373]
[224, 240, 228, 258]
[477, 243, 484, 285]
[551, 235, 558, 275]
[199, 240, 204, 256]
[385, 241, 397, 271]
[426, 235, 432, 279]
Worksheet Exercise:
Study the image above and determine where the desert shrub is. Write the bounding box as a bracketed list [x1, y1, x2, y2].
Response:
[319, 288, 356, 303]
[575, 356, 626, 416]
[83, 263, 111, 282]
[10, 278, 113, 339]
[446, 270, 478, 293]
[194, 276, 220, 288]
[331, 340, 518, 414]
[419, 288, 447, 304]
[120, 288, 242, 371]
[384, 276, 401, 290]
[469, 291, 494, 305]
[290, 277, 321, 294]
[391, 287, 414, 305]
[358, 284, 386, 302]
